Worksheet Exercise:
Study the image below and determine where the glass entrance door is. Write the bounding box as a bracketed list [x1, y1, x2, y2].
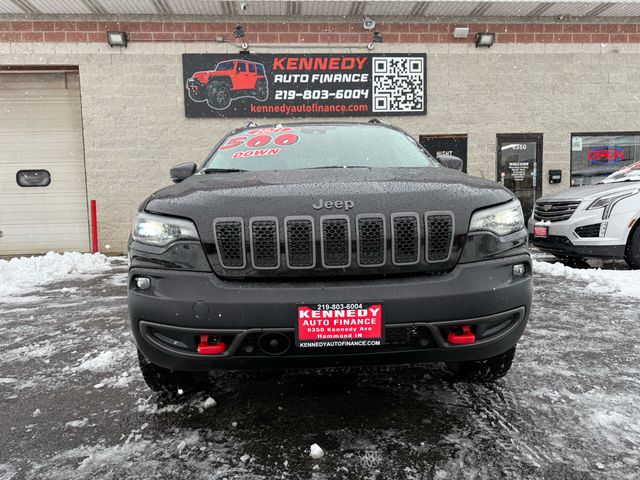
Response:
[497, 135, 543, 222]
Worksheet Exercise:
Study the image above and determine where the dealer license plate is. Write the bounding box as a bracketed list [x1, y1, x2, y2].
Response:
[533, 225, 548, 238]
[296, 303, 384, 348]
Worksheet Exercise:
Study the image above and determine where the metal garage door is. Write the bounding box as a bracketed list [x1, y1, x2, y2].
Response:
[0, 71, 89, 256]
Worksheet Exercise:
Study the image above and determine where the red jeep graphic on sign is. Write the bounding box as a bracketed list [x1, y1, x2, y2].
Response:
[186, 59, 269, 110]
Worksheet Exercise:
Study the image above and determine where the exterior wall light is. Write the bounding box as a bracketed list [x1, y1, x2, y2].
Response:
[234, 24, 248, 50]
[363, 17, 376, 30]
[106, 31, 128, 47]
[367, 31, 383, 50]
[475, 32, 495, 48]
[453, 27, 469, 39]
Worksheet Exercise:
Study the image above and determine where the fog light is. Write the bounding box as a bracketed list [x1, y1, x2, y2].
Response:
[599, 222, 608, 237]
[135, 277, 150, 289]
[512, 264, 526, 276]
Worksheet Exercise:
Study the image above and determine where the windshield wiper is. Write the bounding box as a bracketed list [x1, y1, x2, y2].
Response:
[301, 165, 374, 170]
[202, 168, 248, 174]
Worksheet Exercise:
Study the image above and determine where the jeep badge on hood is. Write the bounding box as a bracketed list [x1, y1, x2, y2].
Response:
[312, 199, 355, 210]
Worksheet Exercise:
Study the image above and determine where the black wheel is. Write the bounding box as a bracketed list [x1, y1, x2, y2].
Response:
[137, 349, 209, 394]
[206, 80, 232, 110]
[254, 78, 268, 101]
[446, 346, 516, 382]
[625, 226, 640, 269]
[556, 255, 590, 269]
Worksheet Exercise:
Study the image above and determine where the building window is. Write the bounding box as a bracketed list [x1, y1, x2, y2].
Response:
[571, 133, 640, 186]
[16, 169, 51, 187]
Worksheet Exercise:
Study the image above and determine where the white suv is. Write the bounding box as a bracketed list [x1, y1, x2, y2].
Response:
[529, 162, 640, 269]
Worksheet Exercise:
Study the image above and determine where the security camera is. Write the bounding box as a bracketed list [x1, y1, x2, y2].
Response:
[363, 17, 376, 30]
[240, 1, 247, 11]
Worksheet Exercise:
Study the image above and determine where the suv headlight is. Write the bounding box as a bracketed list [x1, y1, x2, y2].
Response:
[132, 212, 199, 247]
[469, 201, 524, 236]
[587, 189, 639, 219]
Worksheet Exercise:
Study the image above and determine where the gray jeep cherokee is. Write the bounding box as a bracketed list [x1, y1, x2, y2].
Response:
[128, 122, 532, 393]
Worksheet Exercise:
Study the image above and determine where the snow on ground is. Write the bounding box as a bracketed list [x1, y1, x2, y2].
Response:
[0, 252, 113, 298]
[533, 260, 640, 299]
[0, 253, 639, 479]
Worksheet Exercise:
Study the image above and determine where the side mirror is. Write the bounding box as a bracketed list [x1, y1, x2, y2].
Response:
[437, 154, 464, 171]
[170, 162, 197, 183]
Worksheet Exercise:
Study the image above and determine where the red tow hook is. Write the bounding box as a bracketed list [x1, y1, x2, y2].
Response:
[197, 335, 226, 355]
[447, 325, 476, 345]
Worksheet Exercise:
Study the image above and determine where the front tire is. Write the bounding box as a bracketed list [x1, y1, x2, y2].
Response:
[137, 350, 209, 394]
[625, 226, 640, 269]
[206, 80, 232, 110]
[446, 346, 516, 382]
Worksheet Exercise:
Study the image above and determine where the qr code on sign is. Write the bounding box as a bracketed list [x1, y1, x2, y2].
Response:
[372, 57, 425, 113]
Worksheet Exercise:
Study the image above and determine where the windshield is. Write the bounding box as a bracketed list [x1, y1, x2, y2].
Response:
[599, 161, 640, 184]
[215, 61, 235, 72]
[204, 124, 440, 172]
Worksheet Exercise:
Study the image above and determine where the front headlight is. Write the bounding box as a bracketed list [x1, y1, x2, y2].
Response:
[587, 189, 639, 219]
[469, 201, 524, 236]
[132, 212, 199, 247]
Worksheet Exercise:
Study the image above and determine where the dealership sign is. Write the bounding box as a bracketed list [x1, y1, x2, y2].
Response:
[182, 53, 426, 118]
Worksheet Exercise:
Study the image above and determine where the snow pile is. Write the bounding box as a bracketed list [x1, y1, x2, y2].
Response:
[0, 252, 111, 297]
[75, 350, 126, 373]
[533, 260, 640, 299]
[309, 443, 324, 459]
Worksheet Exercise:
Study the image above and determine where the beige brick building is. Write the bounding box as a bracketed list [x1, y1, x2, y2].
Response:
[1, 0, 640, 255]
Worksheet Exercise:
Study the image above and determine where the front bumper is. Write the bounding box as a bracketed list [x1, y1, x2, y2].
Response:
[128, 254, 532, 371]
[530, 235, 625, 258]
[186, 78, 201, 91]
[528, 212, 628, 259]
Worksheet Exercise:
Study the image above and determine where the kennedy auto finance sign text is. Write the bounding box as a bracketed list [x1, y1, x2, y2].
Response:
[182, 53, 426, 118]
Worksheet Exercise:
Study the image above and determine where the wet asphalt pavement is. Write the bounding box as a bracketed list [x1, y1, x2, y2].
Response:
[1, 257, 639, 480]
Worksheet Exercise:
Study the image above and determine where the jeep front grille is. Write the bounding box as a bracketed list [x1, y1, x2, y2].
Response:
[357, 215, 385, 266]
[212, 212, 455, 275]
[534, 201, 581, 222]
[321, 216, 351, 267]
[426, 214, 454, 262]
[213, 218, 246, 269]
[392, 214, 419, 265]
[285, 217, 315, 268]
[250, 218, 279, 269]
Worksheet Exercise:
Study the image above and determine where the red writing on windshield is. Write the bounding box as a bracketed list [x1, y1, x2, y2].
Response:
[219, 132, 299, 151]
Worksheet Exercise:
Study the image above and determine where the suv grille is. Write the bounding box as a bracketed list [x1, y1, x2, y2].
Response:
[212, 212, 455, 275]
[321, 216, 351, 267]
[426, 214, 454, 262]
[392, 214, 419, 265]
[250, 218, 279, 269]
[214, 219, 245, 268]
[285, 217, 315, 268]
[357, 215, 385, 266]
[534, 201, 581, 222]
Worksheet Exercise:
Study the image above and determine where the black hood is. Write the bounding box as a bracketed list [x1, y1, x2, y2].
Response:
[145, 167, 514, 278]
[146, 167, 512, 216]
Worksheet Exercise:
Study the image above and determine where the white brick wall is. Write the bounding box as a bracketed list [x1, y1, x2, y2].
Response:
[2, 41, 640, 252]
